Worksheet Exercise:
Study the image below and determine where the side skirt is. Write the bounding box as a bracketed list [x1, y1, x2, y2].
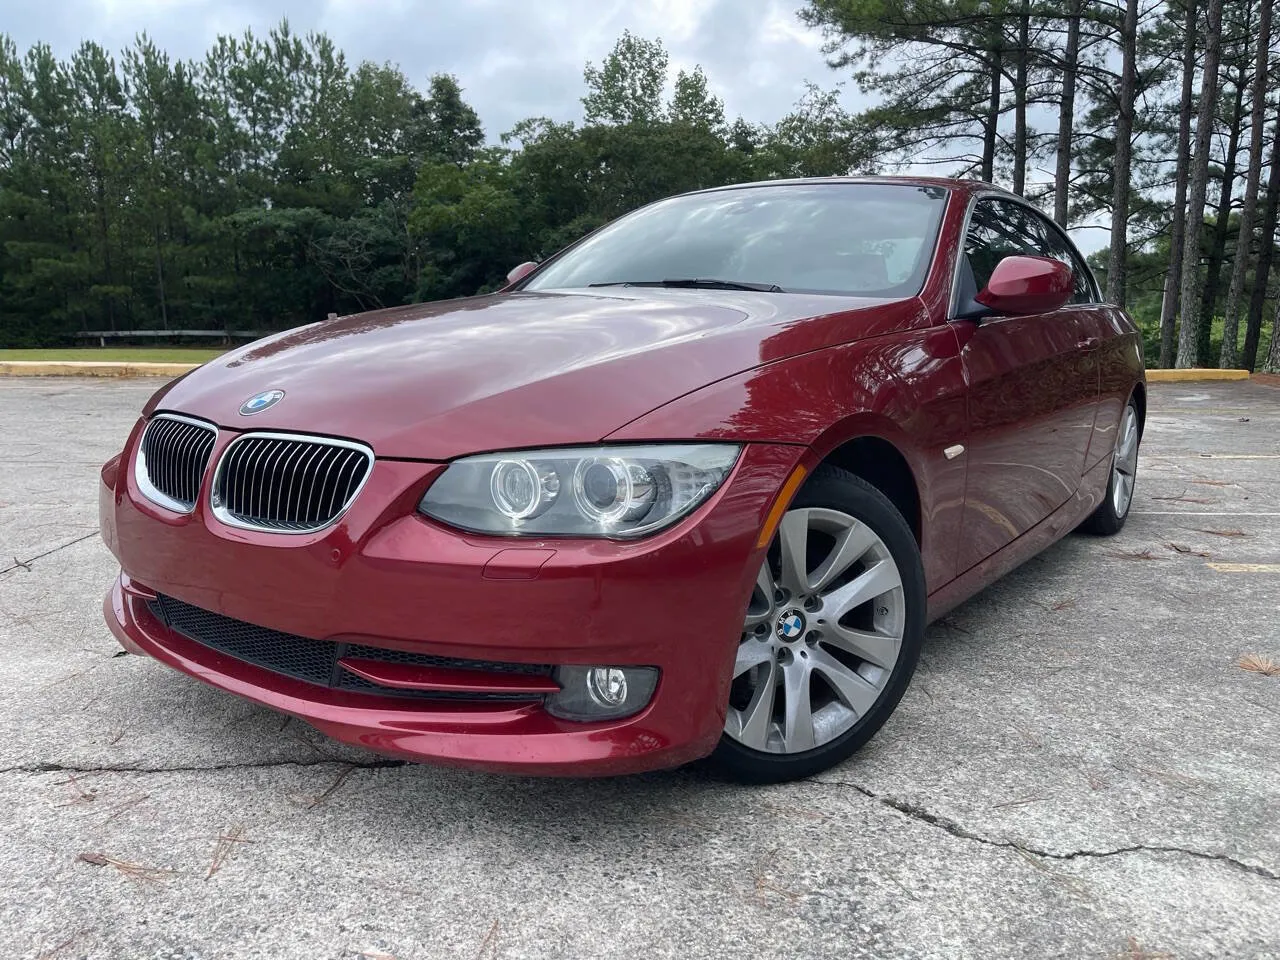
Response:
[926, 453, 1111, 623]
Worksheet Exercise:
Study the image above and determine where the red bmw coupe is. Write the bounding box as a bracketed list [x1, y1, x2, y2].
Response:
[100, 177, 1144, 782]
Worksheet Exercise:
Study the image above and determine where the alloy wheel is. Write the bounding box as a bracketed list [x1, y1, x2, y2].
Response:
[725, 507, 905, 755]
[1112, 403, 1139, 517]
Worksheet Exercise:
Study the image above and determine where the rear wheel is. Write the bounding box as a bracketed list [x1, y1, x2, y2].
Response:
[1080, 396, 1140, 536]
[712, 466, 926, 783]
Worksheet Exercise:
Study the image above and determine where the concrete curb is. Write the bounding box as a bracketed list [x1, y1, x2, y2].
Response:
[0, 361, 200, 378]
[0, 361, 1257, 384]
[1146, 368, 1251, 382]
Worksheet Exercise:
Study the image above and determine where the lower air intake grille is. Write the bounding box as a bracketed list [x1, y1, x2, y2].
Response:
[148, 594, 551, 702]
[212, 433, 373, 533]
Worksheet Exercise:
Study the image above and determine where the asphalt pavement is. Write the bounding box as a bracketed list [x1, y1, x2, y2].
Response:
[0, 377, 1277, 959]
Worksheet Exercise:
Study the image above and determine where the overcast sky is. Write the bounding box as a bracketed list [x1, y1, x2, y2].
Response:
[1, 0, 1106, 252]
[0, 0, 855, 138]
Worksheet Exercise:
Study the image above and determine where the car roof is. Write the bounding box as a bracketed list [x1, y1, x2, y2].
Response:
[684, 175, 1007, 199]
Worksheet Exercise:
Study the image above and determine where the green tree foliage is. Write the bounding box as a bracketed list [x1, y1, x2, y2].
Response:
[801, 0, 1017, 181]
[0, 24, 872, 346]
[8, 11, 1274, 368]
[581, 30, 669, 126]
[669, 67, 726, 131]
[805, 0, 1280, 370]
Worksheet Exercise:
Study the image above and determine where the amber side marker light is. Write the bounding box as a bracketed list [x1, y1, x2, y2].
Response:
[756, 464, 808, 549]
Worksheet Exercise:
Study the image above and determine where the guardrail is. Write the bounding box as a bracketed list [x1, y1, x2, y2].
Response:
[74, 330, 266, 346]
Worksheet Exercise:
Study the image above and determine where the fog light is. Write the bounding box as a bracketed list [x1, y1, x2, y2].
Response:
[587, 667, 628, 707]
[545, 665, 659, 721]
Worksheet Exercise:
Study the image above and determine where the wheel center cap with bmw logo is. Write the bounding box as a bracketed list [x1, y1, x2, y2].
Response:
[776, 609, 806, 641]
[239, 389, 285, 416]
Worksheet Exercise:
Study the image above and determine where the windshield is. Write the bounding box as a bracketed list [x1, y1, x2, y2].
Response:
[524, 183, 949, 298]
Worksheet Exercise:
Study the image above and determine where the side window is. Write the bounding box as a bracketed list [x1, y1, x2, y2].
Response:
[964, 200, 1044, 292]
[961, 198, 1097, 308]
[1036, 217, 1098, 304]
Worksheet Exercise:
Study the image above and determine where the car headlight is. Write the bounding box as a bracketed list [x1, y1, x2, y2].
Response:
[418, 444, 740, 539]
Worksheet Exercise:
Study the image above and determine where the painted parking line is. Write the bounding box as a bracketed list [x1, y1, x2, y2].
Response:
[1134, 511, 1280, 516]
[1144, 454, 1280, 460]
[1205, 562, 1280, 573]
[1147, 409, 1265, 415]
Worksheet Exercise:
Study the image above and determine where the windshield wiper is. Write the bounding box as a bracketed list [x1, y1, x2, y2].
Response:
[588, 278, 785, 292]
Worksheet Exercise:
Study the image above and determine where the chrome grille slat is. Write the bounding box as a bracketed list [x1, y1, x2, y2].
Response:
[315, 448, 344, 524]
[212, 432, 373, 534]
[245, 439, 272, 521]
[154, 419, 176, 500]
[231, 441, 248, 519]
[327, 450, 354, 519]
[252, 440, 282, 522]
[271, 442, 298, 524]
[184, 424, 203, 503]
[170, 420, 185, 501]
[176, 421, 194, 503]
[170, 421, 187, 500]
[276, 442, 308, 524]
[291, 444, 326, 526]
[135, 414, 218, 514]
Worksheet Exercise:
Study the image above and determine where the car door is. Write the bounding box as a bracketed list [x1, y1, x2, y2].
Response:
[951, 197, 1101, 573]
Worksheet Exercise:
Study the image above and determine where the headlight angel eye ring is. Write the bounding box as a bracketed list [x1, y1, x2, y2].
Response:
[489, 458, 560, 520]
[572, 457, 656, 524]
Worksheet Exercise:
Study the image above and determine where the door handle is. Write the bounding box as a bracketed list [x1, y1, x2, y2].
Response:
[1076, 336, 1100, 351]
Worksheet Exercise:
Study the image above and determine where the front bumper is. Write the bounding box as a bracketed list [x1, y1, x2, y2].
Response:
[100, 424, 802, 776]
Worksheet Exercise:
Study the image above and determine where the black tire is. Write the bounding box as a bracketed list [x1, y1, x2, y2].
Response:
[710, 465, 927, 784]
[1079, 396, 1141, 537]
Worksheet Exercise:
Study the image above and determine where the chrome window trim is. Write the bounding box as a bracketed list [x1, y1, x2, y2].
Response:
[947, 190, 1103, 321]
[134, 412, 219, 515]
[209, 431, 375, 535]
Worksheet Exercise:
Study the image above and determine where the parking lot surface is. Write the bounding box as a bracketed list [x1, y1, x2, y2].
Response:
[1, 377, 1277, 960]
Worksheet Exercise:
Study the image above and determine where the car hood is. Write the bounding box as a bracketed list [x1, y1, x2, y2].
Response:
[153, 289, 925, 459]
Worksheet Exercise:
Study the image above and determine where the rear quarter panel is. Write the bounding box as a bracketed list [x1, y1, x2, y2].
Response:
[1081, 307, 1146, 468]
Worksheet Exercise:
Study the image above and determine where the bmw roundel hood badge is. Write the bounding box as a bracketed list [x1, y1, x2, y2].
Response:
[239, 389, 285, 416]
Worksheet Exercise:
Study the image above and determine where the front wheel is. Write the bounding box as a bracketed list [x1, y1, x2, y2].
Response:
[1079, 396, 1140, 536]
[711, 466, 926, 783]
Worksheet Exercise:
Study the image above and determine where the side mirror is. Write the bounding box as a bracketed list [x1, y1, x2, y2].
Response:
[505, 261, 538, 286]
[974, 255, 1072, 316]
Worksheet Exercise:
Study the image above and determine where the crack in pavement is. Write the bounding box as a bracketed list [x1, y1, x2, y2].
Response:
[809, 776, 1280, 883]
[1, 531, 100, 576]
[12, 761, 1274, 883]
[0, 758, 407, 776]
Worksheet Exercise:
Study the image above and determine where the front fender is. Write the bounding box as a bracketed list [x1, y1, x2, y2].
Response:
[607, 326, 971, 591]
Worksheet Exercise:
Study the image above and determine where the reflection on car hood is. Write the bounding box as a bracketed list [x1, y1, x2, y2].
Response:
[152, 289, 923, 459]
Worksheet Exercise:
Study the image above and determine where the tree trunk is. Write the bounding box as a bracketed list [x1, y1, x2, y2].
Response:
[96, 175, 115, 333]
[982, 51, 1002, 183]
[1264, 295, 1280, 371]
[1243, 109, 1280, 370]
[1177, 0, 1225, 368]
[1106, 0, 1140, 307]
[1159, 0, 1198, 368]
[154, 222, 169, 331]
[1054, 0, 1083, 226]
[1196, 63, 1247, 361]
[1013, 1, 1030, 196]
[1220, 0, 1272, 367]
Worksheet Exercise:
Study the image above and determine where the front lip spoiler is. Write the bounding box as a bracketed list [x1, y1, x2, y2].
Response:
[336, 658, 561, 695]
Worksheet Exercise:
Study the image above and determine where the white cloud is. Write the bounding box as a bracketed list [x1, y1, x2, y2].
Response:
[2, 0, 855, 136]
